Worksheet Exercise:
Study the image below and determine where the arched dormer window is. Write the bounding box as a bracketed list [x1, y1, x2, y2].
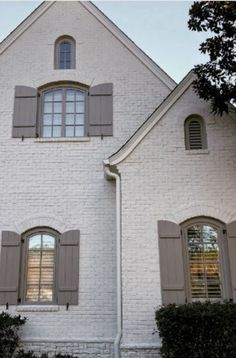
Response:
[55, 36, 75, 70]
[184, 115, 207, 150]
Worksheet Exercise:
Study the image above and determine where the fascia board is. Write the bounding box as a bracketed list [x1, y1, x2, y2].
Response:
[108, 72, 195, 166]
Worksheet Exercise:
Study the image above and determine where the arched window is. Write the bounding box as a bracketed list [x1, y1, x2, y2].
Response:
[158, 218, 234, 305]
[22, 228, 58, 303]
[184, 115, 207, 150]
[55, 36, 75, 70]
[41, 85, 86, 138]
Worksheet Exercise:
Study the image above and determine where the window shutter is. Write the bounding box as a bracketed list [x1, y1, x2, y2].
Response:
[58, 230, 80, 305]
[227, 221, 236, 301]
[88, 83, 113, 136]
[12, 86, 37, 138]
[158, 220, 186, 304]
[0, 231, 21, 305]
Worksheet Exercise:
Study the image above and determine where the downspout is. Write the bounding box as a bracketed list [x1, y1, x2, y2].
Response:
[104, 161, 122, 358]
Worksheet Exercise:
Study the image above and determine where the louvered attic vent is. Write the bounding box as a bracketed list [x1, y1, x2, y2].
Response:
[185, 117, 207, 150]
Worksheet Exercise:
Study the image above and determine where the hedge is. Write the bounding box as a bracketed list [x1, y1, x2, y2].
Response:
[155, 301, 236, 358]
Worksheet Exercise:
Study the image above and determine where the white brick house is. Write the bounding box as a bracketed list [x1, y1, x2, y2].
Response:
[0, 2, 235, 358]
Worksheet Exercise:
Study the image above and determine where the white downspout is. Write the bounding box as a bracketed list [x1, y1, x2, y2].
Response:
[104, 162, 122, 358]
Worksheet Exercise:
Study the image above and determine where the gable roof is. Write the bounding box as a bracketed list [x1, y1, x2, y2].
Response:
[0, 1, 176, 91]
[104, 70, 195, 167]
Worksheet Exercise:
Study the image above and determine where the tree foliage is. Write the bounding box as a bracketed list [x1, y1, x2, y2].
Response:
[188, 1, 236, 115]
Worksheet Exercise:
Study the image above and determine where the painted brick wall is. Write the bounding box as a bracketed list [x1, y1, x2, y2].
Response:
[118, 86, 236, 349]
[0, 0, 170, 351]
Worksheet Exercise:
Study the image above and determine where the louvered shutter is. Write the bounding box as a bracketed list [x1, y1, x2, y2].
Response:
[227, 221, 236, 301]
[58, 230, 80, 305]
[0, 231, 21, 305]
[158, 220, 186, 304]
[88, 83, 113, 136]
[12, 86, 37, 138]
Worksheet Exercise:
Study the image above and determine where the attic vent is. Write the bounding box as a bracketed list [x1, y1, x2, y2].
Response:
[185, 116, 207, 150]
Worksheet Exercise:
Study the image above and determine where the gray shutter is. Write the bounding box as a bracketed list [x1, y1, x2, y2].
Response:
[227, 221, 236, 301]
[158, 220, 186, 304]
[0, 231, 21, 305]
[12, 86, 37, 138]
[88, 83, 113, 136]
[58, 230, 80, 305]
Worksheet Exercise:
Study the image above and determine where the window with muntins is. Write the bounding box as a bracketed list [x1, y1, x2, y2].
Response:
[23, 229, 57, 304]
[185, 116, 207, 150]
[42, 87, 86, 138]
[55, 36, 75, 70]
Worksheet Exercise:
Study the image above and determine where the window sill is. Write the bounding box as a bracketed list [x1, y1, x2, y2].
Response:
[16, 305, 59, 312]
[186, 149, 209, 155]
[34, 137, 90, 143]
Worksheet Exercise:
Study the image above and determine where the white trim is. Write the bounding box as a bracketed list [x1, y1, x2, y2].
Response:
[0, 2, 55, 55]
[121, 343, 161, 349]
[80, 2, 176, 90]
[107, 71, 195, 166]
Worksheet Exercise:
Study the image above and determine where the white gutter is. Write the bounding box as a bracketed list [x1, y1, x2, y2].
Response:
[104, 162, 122, 358]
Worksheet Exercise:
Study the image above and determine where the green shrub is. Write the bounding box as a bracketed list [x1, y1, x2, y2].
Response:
[155, 301, 236, 358]
[0, 311, 26, 358]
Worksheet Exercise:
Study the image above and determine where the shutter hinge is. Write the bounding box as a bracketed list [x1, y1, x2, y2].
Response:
[223, 229, 227, 235]
[21, 238, 24, 244]
[17, 298, 21, 304]
[6, 302, 9, 310]
[101, 133, 104, 141]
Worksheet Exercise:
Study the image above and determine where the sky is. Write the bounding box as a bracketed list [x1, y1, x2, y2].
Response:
[0, 1, 209, 83]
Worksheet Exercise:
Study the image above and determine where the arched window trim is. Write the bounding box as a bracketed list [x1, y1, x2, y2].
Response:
[38, 83, 88, 138]
[184, 115, 207, 150]
[54, 35, 76, 70]
[20, 227, 59, 305]
[181, 217, 232, 302]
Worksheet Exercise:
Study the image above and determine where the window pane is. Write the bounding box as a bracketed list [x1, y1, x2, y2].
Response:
[76, 102, 84, 113]
[54, 102, 62, 113]
[29, 235, 41, 250]
[53, 90, 62, 101]
[66, 114, 74, 125]
[60, 42, 71, 52]
[66, 126, 74, 137]
[27, 268, 40, 285]
[41, 268, 54, 284]
[66, 89, 75, 101]
[44, 102, 53, 113]
[75, 114, 84, 125]
[52, 126, 61, 137]
[44, 92, 53, 102]
[42, 235, 55, 249]
[43, 114, 52, 125]
[54, 114, 62, 125]
[28, 251, 41, 267]
[76, 91, 84, 101]
[26, 286, 39, 302]
[66, 102, 74, 113]
[40, 287, 53, 301]
[43, 126, 52, 138]
[41, 251, 54, 267]
[75, 126, 84, 137]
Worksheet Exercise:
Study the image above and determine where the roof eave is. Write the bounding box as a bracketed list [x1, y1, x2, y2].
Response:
[107, 70, 196, 167]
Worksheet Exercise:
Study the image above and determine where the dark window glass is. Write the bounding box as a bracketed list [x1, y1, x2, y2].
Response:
[59, 41, 72, 69]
